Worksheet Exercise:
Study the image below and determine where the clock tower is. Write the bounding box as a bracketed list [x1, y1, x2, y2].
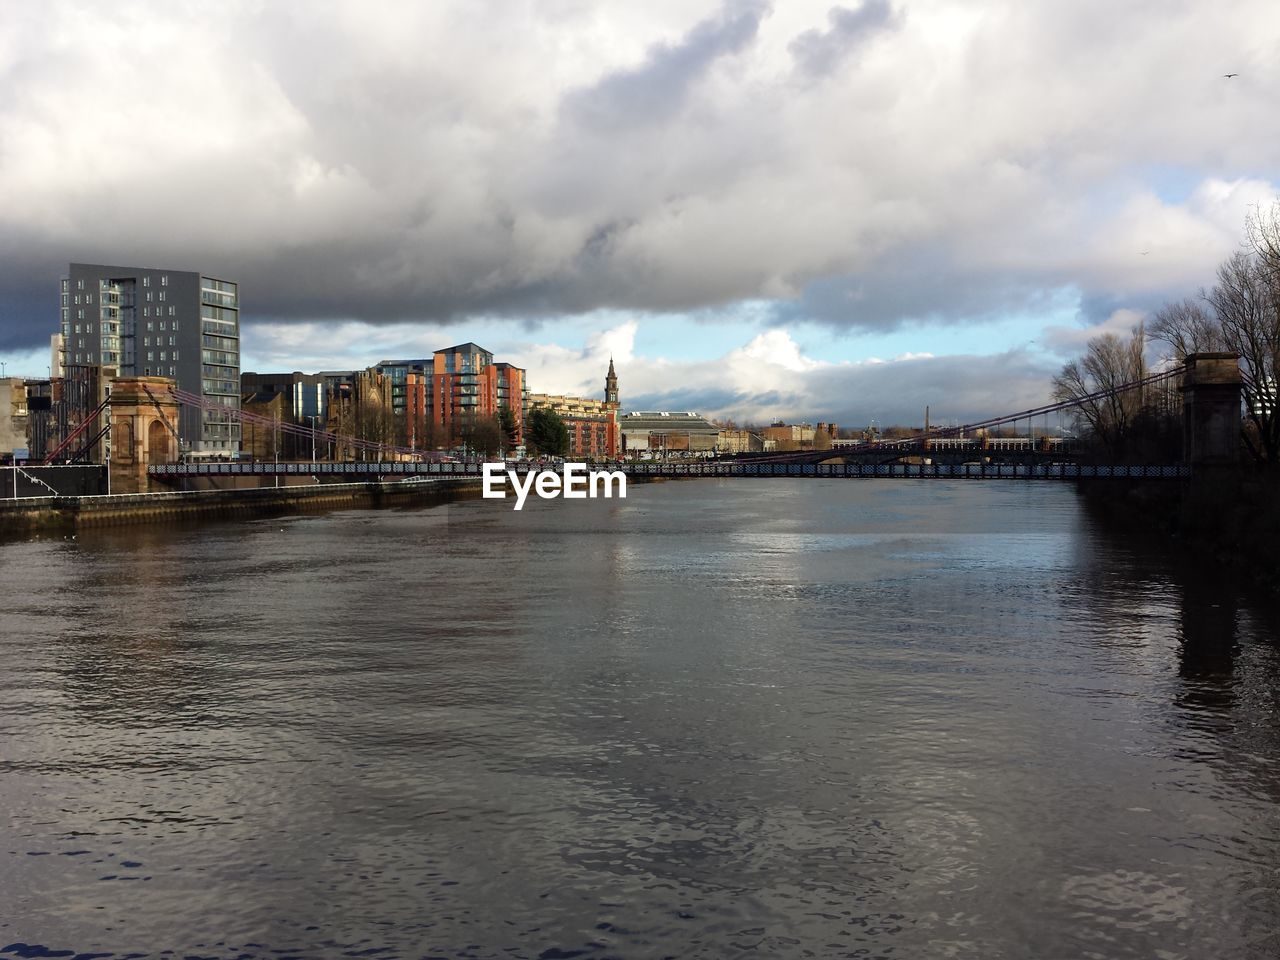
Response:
[604, 357, 619, 407]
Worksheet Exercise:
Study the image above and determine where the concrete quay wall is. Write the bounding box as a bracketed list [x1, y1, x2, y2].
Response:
[0, 477, 481, 534]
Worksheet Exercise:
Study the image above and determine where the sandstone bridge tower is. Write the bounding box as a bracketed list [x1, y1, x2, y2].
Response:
[108, 376, 182, 494]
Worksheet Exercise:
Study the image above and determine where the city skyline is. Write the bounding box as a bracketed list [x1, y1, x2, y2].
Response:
[1, 0, 1278, 426]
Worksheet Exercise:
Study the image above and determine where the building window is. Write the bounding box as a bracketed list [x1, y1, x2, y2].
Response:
[76, 279, 84, 290]
[161, 275, 169, 286]
[147, 352, 154, 362]
[77, 309, 84, 320]
[143, 276, 150, 287]
[169, 336, 175, 346]
[168, 306, 175, 316]
[143, 337, 150, 347]
[159, 351, 166, 361]
[147, 322, 153, 332]
[159, 321, 166, 331]
[74, 323, 80, 334]
[73, 294, 80, 305]
[142, 307, 149, 317]
[173, 350, 179, 360]
[172, 320, 179, 330]
[86, 293, 93, 304]
[61, 279, 68, 293]
[159, 291, 165, 302]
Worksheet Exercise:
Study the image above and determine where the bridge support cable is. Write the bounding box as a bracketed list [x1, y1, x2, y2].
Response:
[733, 366, 1184, 464]
[43, 396, 110, 465]
[67, 424, 111, 464]
[915, 366, 1182, 443]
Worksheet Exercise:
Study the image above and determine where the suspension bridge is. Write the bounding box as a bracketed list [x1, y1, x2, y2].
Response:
[146, 364, 1193, 484]
[5, 352, 1241, 499]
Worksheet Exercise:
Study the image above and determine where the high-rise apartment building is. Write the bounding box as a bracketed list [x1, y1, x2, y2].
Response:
[374, 359, 431, 417]
[429, 343, 527, 447]
[59, 263, 241, 457]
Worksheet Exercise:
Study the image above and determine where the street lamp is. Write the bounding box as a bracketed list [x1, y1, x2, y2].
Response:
[307, 415, 319, 463]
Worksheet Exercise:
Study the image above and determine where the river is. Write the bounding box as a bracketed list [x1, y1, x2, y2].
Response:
[1, 480, 1278, 959]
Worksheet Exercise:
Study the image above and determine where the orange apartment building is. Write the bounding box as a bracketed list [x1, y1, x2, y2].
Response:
[426, 343, 527, 448]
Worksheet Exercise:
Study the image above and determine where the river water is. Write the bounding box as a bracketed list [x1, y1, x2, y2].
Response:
[1, 480, 1278, 959]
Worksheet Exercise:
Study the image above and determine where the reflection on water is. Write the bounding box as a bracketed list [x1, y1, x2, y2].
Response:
[1, 480, 1278, 959]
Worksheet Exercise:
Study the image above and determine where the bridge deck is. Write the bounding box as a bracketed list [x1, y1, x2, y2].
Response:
[149, 461, 1189, 481]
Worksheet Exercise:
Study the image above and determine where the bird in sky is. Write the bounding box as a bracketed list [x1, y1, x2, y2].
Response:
[1223, 73, 1239, 78]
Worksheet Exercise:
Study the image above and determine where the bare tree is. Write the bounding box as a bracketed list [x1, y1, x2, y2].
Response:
[1052, 323, 1149, 454]
[1206, 250, 1280, 464]
[459, 414, 503, 457]
[1148, 297, 1225, 362]
[1246, 200, 1280, 282]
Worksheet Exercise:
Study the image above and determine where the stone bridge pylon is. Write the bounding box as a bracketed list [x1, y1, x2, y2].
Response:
[1180, 353, 1243, 469]
[108, 377, 181, 494]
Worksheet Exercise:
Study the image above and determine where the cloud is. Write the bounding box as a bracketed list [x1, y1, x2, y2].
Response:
[614, 326, 1056, 427]
[789, 1, 899, 77]
[1, 0, 1279, 358]
[564, 1, 770, 131]
[1040, 308, 1145, 357]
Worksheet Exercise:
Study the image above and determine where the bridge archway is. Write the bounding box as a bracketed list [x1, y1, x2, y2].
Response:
[115, 419, 134, 464]
[148, 418, 173, 464]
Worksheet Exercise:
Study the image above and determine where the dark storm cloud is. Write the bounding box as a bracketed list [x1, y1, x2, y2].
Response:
[789, 1, 899, 77]
[774, 252, 1049, 329]
[0, 0, 1276, 359]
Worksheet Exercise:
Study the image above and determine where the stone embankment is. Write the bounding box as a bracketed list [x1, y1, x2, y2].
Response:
[0, 477, 481, 536]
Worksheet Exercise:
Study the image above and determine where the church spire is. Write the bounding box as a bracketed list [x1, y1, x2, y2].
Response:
[604, 356, 619, 406]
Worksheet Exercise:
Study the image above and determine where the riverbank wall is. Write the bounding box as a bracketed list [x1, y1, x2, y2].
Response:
[0, 477, 483, 536]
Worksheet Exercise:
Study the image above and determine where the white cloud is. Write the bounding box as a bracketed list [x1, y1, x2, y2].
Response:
[733, 329, 818, 373]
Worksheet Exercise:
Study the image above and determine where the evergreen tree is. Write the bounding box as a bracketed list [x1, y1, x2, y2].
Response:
[498, 405, 519, 454]
[527, 407, 570, 457]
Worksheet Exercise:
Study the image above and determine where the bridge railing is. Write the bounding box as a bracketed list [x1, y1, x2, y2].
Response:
[149, 460, 1190, 481]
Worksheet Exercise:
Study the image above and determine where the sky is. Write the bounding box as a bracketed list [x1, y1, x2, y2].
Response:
[1, 0, 1278, 427]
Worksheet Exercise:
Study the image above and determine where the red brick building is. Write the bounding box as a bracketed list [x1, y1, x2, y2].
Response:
[527, 359, 621, 459]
